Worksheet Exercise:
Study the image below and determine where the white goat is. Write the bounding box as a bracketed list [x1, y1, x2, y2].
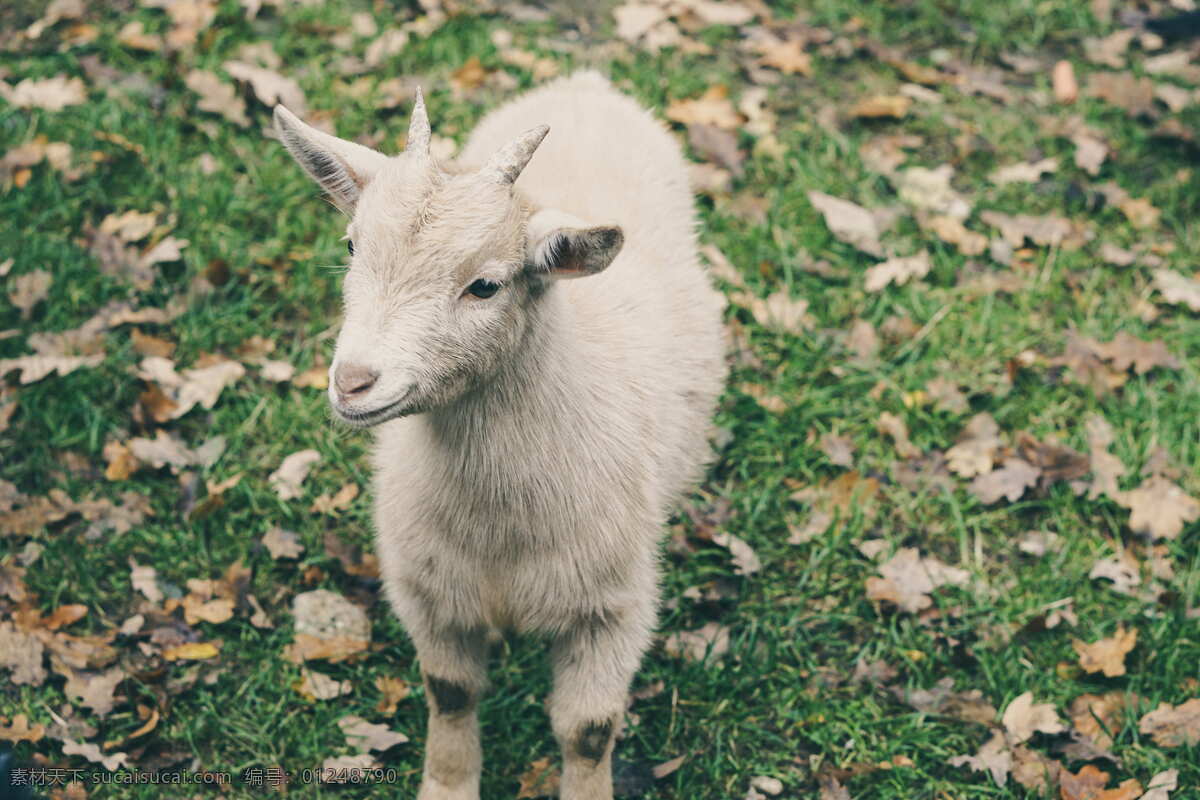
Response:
[274, 71, 727, 800]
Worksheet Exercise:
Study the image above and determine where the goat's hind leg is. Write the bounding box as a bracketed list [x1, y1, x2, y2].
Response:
[411, 623, 489, 800]
[548, 609, 654, 800]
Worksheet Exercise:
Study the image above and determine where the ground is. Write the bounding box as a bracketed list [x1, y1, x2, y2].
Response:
[1, 0, 1198, 798]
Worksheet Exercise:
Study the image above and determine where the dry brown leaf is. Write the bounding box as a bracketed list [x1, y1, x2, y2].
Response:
[662, 621, 730, 661]
[847, 318, 877, 362]
[687, 123, 744, 176]
[851, 94, 912, 119]
[926, 377, 968, 414]
[1002, 691, 1066, 744]
[0, 353, 104, 385]
[819, 433, 855, 467]
[807, 191, 885, 256]
[62, 738, 129, 771]
[269, 449, 321, 501]
[1138, 699, 1200, 747]
[1089, 551, 1143, 596]
[971, 458, 1040, 504]
[129, 561, 162, 604]
[666, 85, 743, 130]
[375, 676, 411, 714]
[1153, 269, 1200, 311]
[948, 731, 1011, 786]
[743, 290, 812, 334]
[1073, 625, 1137, 677]
[652, 754, 686, 779]
[1054, 60, 1079, 103]
[224, 61, 306, 115]
[127, 430, 224, 473]
[895, 164, 970, 220]
[1084, 415, 1126, 501]
[262, 526, 304, 559]
[711, 532, 761, 575]
[286, 590, 370, 663]
[162, 641, 221, 661]
[180, 593, 234, 626]
[184, 69, 249, 127]
[1140, 769, 1178, 800]
[865, 547, 968, 613]
[1121, 476, 1200, 540]
[2, 75, 86, 111]
[877, 411, 920, 459]
[946, 413, 1002, 478]
[1059, 764, 1113, 800]
[136, 356, 244, 419]
[338, 715, 408, 752]
[0, 714, 45, 743]
[517, 756, 560, 799]
[757, 36, 811, 75]
[311, 482, 359, 514]
[981, 210, 1078, 248]
[1119, 197, 1160, 229]
[1073, 133, 1108, 174]
[895, 676, 997, 724]
[1069, 691, 1136, 750]
[1093, 332, 1180, 374]
[9, 270, 52, 317]
[321, 753, 379, 780]
[922, 214, 987, 255]
[1086, 72, 1156, 116]
[864, 252, 931, 292]
[0, 621, 47, 685]
[990, 157, 1058, 186]
[58, 664, 126, 716]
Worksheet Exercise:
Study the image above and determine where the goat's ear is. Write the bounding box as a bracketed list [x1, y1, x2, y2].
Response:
[273, 105, 388, 213]
[525, 209, 624, 279]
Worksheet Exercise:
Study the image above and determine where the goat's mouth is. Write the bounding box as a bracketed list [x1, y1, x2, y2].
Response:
[332, 388, 414, 428]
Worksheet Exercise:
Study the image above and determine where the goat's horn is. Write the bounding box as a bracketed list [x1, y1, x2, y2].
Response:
[407, 86, 431, 156]
[481, 125, 549, 185]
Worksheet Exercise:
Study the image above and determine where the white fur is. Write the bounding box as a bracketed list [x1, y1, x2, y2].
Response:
[275, 71, 727, 800]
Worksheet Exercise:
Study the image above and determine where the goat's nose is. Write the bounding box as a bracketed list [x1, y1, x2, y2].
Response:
[334, 363, 379, 398]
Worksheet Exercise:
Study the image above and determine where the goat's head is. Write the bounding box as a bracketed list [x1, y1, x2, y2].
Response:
[274, 90, 624, 427]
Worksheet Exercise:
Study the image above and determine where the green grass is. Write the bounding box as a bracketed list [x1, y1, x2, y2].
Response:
[2, 0, 1199, 798]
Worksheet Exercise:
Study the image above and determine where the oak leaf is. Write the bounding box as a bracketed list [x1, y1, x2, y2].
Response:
[1002, 691, 1065, 744]
[1072, 625, 1137, 677]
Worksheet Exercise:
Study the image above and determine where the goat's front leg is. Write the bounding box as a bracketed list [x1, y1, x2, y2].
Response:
[409, 622, 489, 800]
[548, 608, 654, 800]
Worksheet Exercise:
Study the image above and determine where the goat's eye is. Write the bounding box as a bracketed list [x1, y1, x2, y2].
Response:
[347, 240, 355, 256]
[466, 279, 501, 299]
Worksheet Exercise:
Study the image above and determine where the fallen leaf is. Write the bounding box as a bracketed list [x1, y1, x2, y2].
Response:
[321, 753, 379, 780]
[517, 756, 561, 798]
[2, 75, 86, 111]
[807, 190, 885, 256]
[1002, 691, 1066, 745]
[136, 356, 244, 420]
[756, 36, 812, 75]
[926, 377, 968, 414]
[949, 731, 1011, 786]
[1138, 698, 1200, 747]
[224, 61, 306, 115]
[990, 157, 1058, 185]
[1073, 626, 1137, 677]
[0, 621, 47, 685]
[711, 532, 761, 575]
[1119, 197, 1160, 229]
[743, 291, 812, 334]
[850, 94, 912, 119]
[129, 561, 162, 604]
[1054, 60, 1079, 103]
[688, 124, 744, 176]
[1093, 332, 1180, 374]
[864, 251, 932, 292]
[310, 482, 359, 514]
[1073, 133, 1108, 174]
[895, 676, 997, 724]
[338, 715, 408, 752]
[8, 270, 52, 317]
[1059, 764, 1112, 800]
[162, 641, 221, 661]
[1069, 691, 1136, 750]
[847, 318, 877, 362]
[895, 164, 970, 220]
[1087, 72, 1156, 116]
[1120, 476, 1199, 540]
[375, 676, 411, 714]
[666, 85, 743, 130]
[262, 526, 305, 559]
[971, 458, 1041, 503]
[62, 738, 129, 771]
[1139, 769, 1178, 800]
[0, 354, 103, 385]
[268, 449, 321, 500]
[185, 69, 249, 126]
[128, 430, 225, 472]
[946, 413, 1002, 477]
[981, 210, 1078, 248]
[819, 433, 855, 467]
[662, 622, 730, 661]
[922, 214, 988, 255]
[877, 411, 920, 458]
[865, 547, 968, 613]
[652, 754, 686, 779]
[1152, 269, 1200, 311]
[0, 714, 45, 743]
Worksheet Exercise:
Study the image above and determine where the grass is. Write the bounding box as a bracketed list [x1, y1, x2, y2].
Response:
[2, 0, 1199, 798]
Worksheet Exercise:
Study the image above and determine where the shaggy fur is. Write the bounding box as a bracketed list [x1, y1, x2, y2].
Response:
[274, 71, 727, 800]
